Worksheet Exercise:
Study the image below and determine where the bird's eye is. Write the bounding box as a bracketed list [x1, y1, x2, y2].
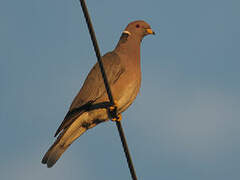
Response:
[136, 24, 140, 28]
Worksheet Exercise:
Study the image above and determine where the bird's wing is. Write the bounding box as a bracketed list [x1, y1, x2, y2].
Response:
[54, 52, 125, 137]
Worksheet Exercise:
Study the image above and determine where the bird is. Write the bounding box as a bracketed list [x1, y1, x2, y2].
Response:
[42, 20, 155, 168]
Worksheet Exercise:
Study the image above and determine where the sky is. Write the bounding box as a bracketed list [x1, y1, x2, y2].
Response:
[1, 0, 240, 179]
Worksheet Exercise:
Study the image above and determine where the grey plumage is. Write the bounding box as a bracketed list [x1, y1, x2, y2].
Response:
[42, 20, 154, 168]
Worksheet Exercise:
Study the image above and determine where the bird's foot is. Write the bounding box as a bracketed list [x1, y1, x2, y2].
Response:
[112, 114, 122, 122]
[109, 101, 122, 122]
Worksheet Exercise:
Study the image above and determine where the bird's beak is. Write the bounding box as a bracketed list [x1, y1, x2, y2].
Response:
[146, 28, 155, 35]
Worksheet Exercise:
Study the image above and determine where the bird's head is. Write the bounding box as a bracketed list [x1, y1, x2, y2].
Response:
[123, 20, 155, 40]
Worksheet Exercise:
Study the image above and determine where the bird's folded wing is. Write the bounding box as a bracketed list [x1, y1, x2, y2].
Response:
[54, 101, 93, 137]
[54, 51, 125, 137]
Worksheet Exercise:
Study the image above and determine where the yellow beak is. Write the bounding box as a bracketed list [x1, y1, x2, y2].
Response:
[146, 28, 155, 35]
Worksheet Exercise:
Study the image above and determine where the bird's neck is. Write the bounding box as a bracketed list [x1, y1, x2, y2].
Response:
[114, 36, 141, 65]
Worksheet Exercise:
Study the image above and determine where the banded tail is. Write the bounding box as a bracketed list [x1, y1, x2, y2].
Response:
[42, 113, 91, 168]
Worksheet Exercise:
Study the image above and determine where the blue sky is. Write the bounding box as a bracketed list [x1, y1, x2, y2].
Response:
[1, 0, 240, 179]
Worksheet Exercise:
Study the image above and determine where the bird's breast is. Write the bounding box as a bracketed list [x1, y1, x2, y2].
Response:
[113, 75, 141, 113]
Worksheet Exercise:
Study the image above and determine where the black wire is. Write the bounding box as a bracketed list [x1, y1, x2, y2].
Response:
[116, 122, 138, 180]
[78, 0, 138, 179]
[79, 0, 114, 105]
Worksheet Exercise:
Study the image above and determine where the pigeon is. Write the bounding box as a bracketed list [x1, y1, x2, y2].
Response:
[42, 20, 155, 168]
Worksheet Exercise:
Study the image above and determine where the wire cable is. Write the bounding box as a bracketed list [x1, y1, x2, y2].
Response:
[78, 1, 138, 179]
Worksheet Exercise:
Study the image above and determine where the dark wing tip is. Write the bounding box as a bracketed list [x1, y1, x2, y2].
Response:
[54, 101, 94, 137]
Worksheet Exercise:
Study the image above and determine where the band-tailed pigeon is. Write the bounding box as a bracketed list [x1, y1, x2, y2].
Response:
[42, 20, 155, 167]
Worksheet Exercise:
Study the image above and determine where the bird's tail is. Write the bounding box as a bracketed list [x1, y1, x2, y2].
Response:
[42, 112, 91, 168]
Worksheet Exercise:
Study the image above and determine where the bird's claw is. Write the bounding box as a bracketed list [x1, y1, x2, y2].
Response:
[112, 114, 122, 122]
[109, 101, 122, 122]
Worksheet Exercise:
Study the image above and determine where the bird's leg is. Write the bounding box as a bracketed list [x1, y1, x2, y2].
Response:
[108, 101, 122, 122]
